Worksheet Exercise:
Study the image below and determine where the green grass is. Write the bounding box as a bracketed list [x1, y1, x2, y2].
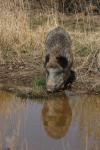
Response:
[32, 77, 46, 94]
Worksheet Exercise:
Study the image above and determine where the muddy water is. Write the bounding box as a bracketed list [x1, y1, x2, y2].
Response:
[0, 91, 100, 150]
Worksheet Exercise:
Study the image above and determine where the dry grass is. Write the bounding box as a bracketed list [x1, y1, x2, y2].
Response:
[0, 1, 60, 63]
[0, 0, 100, 93]
[0, 0, 34, 63]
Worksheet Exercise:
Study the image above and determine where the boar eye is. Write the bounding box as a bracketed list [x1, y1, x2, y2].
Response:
[57, 70, 64, 75]
[56, 69, 64, 76]
[44, 54, 50, 67]
[57, 56, 68, 69]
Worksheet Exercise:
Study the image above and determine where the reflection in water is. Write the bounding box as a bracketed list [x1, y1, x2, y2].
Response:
[42, 97, 72, 139]
[0, 90, 100, 150]
[74, 95, 100, 150]
[0, 91, 27, 150]
[0, 91, 15, 114]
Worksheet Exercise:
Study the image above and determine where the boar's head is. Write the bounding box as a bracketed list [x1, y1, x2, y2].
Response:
[44, 54, 71, 92]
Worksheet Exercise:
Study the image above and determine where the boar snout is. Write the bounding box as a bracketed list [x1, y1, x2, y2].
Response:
[47, 80, 55, 92]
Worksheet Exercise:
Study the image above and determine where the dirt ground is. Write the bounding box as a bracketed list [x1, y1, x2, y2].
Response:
[0, 56, 99, 97]
[0, 62, 38, 87]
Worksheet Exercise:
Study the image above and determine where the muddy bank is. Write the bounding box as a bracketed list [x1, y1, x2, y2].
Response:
[0, 62, 43, 87]
[0, 61, 99, 98]
[0, 62, 58, 99]
[0, 82, 65, 100]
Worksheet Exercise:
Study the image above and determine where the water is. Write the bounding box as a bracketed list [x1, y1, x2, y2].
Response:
[0, 91, 100, 150]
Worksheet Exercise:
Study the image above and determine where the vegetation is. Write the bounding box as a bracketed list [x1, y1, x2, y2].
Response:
[0, 0, 100, 94]
[0, 1, 100, 148]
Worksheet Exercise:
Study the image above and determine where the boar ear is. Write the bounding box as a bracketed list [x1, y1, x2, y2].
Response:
[44, 54, 50, 67]
[57, 56, 68, 69]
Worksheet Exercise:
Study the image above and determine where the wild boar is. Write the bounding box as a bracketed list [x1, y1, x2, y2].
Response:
[44, 27, 75, 92]
[42, 96, 72, 139]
